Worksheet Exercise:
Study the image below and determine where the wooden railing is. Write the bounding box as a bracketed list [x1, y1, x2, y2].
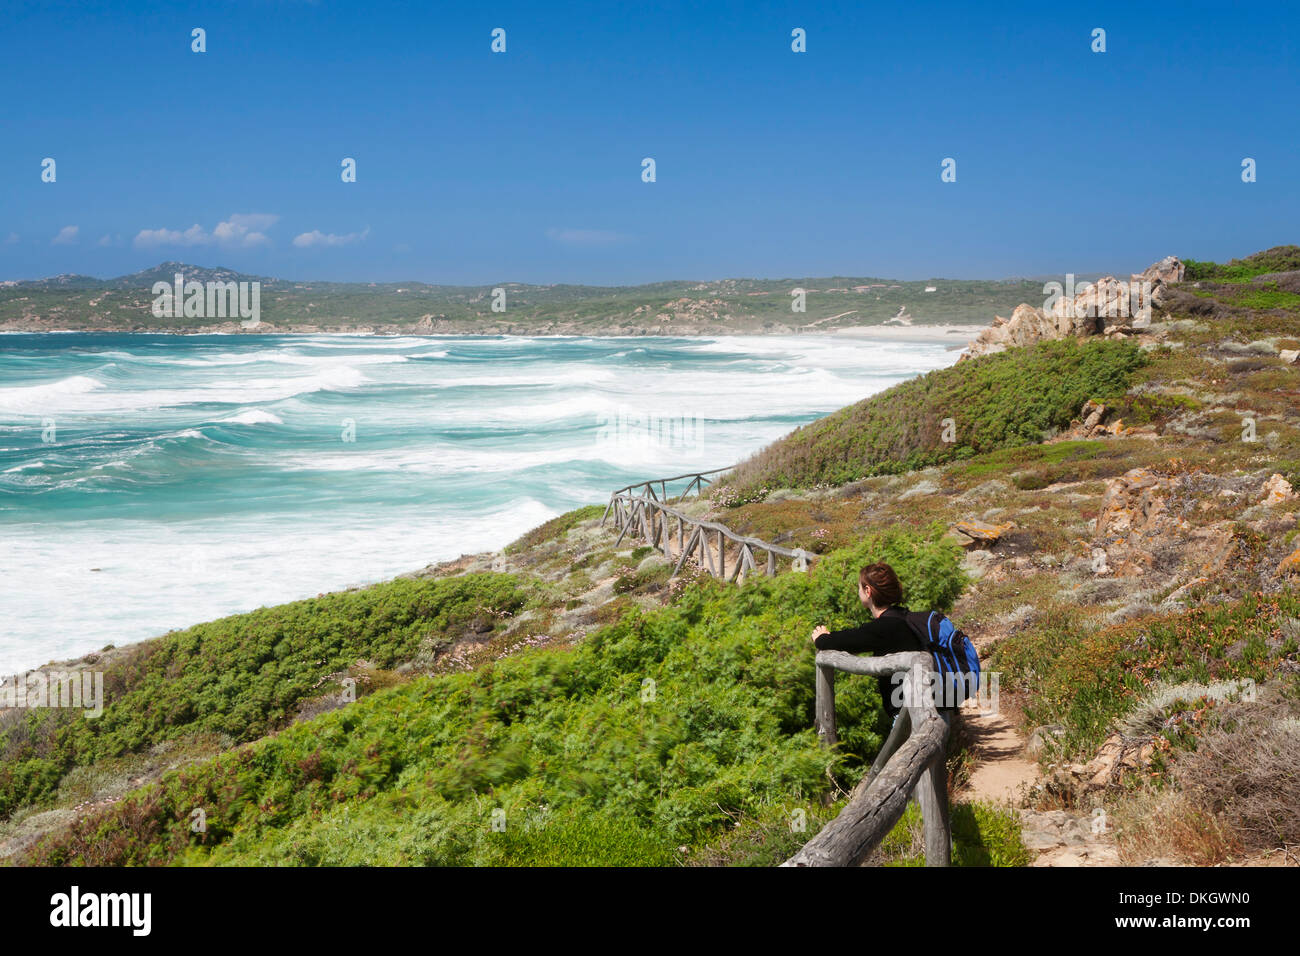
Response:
[603, 471, 949, 865]
[602, 469, 817, 581]
[783, 651, 952, 867]
[604, 468, 730, 508]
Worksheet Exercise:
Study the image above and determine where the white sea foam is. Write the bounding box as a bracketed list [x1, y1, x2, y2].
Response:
[0, 332, 959, 670]
[0, 375, 104, 414]
[218, 409, 285, 425]
[0, 366, 368, 415]
[138, 351, 409, 368]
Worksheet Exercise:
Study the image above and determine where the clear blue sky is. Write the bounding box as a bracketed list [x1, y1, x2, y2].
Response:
[3, 0, 1296, 284]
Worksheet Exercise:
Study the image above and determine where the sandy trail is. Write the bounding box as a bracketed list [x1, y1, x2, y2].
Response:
[956, 703, 1120, 866]
[958, 704, 1039, 804]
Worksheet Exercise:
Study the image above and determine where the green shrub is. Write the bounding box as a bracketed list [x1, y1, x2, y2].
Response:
[505, 505, 604, 554]
[22, 528, 969, 866]
[717, 338, 1146, 498]
[0, 573, 533, 818]
[989, 591, 1299, 761]
[1182, 246, 1300, 283]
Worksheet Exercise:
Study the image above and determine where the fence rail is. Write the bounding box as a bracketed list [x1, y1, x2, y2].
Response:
[602, 469, 816, 581]
[784, 651, 951, 867]
[604, 467, 731, 507]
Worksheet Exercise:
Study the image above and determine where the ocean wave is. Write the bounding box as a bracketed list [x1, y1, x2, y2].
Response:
[218, 409, 284, 425]
[1, 332, 962, 669]
[0, 366, 368, 415]
[433, 366, 618, 388]
[0, 375, 104, 414]
[294, 336, 436, 350]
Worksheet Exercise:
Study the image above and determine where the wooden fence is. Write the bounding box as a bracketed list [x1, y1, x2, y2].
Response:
[783, 651, 952, 867]
[602, 469, 816, 582]
[604, 468, 730, 507]
[603, 470, 947, 867]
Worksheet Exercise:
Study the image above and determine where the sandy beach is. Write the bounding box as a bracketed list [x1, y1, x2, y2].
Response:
[829, 323, 986, 348]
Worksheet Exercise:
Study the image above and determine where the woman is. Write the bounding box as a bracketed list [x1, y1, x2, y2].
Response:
[810, 562, 926, 720]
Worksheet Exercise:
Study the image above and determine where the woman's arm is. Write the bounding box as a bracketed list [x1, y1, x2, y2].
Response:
[813, 619, 885, 653]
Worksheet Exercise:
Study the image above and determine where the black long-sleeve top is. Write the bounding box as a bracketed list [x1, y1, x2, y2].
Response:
[813, 606, 925, 719]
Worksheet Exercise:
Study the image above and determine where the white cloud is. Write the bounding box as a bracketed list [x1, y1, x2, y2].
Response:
[133, 213, 279, 249]
[134, 224, 209, 248]
[213, 213, 278, 248]
[4, 232, 18, 245]
[545, 227, 624, 245]
[97, 234, 114, 247]
[52, 225, 79, 245]
[293, 226, 370, 248]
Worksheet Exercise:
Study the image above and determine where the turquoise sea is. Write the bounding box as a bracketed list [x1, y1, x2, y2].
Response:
[0, 332, 959, 671]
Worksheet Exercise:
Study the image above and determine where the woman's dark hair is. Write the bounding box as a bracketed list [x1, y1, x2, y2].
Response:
[858, 562, 903, 606]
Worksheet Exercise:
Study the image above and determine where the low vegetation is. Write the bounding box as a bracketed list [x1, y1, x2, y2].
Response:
[1182, 245, 1300, 283]
[19, 529, 972, 865]
[715, 338, 1146, 501]
[0, 574, 535, 819]
[989, 592, 1298, 764]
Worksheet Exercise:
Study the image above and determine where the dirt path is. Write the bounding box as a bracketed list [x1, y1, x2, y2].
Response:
[958, 704, 1039, 804]
[956, 703, 1120, 866]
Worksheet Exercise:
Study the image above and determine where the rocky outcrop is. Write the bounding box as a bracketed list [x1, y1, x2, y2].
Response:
[1138, 255, 1187, 288]
[1056, 399, 1131, 440]
[961, 256, 1184, 360]
[1090, 466, 1241, 586]
[1048, 733, 1160, 799]
[1094, 467, 1181, 540]
[1262, 473, 1296, 506]
[953, 519, 1015, 547]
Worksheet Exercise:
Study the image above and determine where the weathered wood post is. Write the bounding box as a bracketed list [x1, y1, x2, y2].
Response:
[815, 661, 837, 746]
[916, 738, 951, 866]
[903, 656, 950, 867]
[786, 651, 950, 867]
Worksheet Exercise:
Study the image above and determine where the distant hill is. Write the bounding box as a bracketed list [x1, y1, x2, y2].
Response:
[0, 262, 1043, 334]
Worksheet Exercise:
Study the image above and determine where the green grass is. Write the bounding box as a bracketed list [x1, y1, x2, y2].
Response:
[1230, 283, 1300, 311]
[876, 800, 1033, 866]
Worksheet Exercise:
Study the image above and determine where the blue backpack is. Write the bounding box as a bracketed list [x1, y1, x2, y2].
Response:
[903, 609, 980, 707]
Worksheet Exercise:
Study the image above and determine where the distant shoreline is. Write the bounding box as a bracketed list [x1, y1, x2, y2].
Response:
[0, 322, 989, 344]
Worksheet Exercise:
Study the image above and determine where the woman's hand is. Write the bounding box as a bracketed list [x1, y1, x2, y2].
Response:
[810, 625, 829, 646]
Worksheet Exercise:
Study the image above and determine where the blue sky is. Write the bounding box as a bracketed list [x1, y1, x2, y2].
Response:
[2, 0, 1296, 284]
